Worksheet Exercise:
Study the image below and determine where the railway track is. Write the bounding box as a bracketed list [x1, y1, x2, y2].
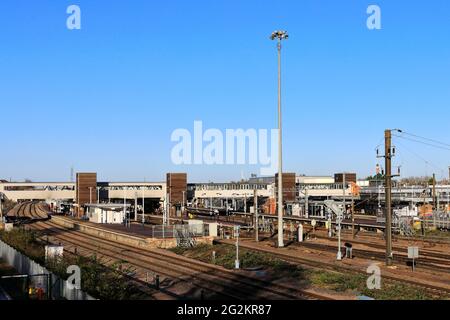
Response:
[31, 205, 175, 300]
[28, 206, 245, 299]
[295, 241, 450, 272]
[216, 218, 450, 270]
[12, 202, 449, 299]
[301, 222, 450, 245]
[23, 203, 331, 300]
[218, 211, 450, 244]
[6, 201, 49, 224]
[179, 210, 450, 246]
[309, 233, 450, 262]
[215, 239, 450, 298]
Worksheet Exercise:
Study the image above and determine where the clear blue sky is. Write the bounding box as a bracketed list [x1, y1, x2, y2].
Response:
[1, 0, 449, 182]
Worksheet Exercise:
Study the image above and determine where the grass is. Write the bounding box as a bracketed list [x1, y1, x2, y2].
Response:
[45, 254, 147, 300]
[0, 228, 45, 262]
[308, 271, 364, 292]
[171, 243, 306, 280]
[308, 270, 435, 300]
[421, 229, 450, 239]
[170, 243, 447, 300]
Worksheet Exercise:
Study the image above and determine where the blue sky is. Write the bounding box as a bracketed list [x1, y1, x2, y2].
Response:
[1, 0, 449, 182]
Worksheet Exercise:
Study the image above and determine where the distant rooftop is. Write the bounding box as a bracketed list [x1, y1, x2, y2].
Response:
[248, 176, 275, 184]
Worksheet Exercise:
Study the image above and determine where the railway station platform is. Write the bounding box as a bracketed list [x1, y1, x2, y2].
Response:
[50, 215, 215, 249]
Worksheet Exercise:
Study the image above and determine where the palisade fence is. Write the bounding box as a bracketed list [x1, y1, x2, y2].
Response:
[0, 239, 96, 300]
[422, 214, 450, 230]
[150, 223, 208, 238]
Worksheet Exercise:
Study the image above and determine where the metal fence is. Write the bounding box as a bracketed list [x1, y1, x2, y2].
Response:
[422, 213, 450, 230]
[148, 223, 208, 239]
[0, 274, 49, 300]
[0, 240, 96, 300]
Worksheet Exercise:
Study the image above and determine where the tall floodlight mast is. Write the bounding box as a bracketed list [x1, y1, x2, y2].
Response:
[270, 30, 288, 248]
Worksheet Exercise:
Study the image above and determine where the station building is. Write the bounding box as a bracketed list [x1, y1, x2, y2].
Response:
[6, 171, 444, 220]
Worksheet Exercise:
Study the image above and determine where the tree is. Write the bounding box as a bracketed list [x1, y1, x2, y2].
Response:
[366, 173, 384, 181]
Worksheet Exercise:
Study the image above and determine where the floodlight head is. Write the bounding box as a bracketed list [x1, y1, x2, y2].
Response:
[270, 30, 289, 41]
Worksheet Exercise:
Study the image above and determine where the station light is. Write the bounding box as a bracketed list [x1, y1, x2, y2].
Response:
[270, 29, 289, 248]
[270, 30, 289, 40]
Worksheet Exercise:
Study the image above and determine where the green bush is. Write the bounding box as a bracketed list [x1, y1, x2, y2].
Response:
[1, 228, 147, 300]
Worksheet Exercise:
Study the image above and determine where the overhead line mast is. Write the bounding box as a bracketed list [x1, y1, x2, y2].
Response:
[378, 129, 401, 266]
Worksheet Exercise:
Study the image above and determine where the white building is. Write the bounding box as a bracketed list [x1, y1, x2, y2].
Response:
[85, 204, 130, 224]
[296, 176, 335, 184]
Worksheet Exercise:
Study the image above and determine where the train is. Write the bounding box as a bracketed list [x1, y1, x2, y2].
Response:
[186, 206, 233, 217]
